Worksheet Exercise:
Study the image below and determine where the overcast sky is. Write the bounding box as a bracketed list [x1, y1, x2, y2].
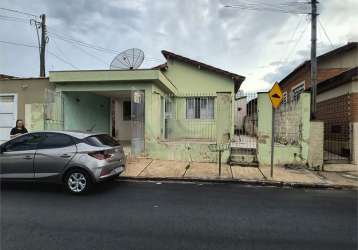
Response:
[0, 0, 357, 91]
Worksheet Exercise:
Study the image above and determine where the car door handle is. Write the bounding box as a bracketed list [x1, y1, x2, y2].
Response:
[60, 154, 71, 158]
[23, 156, 33, 160]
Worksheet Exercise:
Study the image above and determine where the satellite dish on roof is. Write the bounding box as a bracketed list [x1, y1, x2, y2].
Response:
[110, 48, 145, 70]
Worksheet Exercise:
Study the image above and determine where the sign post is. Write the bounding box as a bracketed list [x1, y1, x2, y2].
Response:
[268, 82, 283, 178]
[208, 143, 230, 177]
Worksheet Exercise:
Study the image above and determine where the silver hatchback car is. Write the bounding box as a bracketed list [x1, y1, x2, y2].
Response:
[0, 131, 126, 194]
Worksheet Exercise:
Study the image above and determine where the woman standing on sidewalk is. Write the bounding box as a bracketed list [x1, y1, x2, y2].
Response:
[10, 119, 28, 139]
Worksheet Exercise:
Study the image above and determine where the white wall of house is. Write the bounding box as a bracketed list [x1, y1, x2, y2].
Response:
[0, 94, 17, 144]
[317, 80, 358, 103]
[319, 46, 358, 69]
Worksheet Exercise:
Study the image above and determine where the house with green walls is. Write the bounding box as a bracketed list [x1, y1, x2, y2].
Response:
[48, 50, 245, 162]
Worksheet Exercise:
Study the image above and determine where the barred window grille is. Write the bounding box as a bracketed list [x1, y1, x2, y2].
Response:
[186, 97, 214, 119]
[291, 83, 305, 102]
[164, 93, 218, 141]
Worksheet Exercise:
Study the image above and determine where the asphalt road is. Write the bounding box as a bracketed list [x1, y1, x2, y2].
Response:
[1, 181, 357, 250]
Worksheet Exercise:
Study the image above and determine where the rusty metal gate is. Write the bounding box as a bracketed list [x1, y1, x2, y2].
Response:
[233, 91, 258, 152]
[317, 93, 352, 163]
[230, 91, 258, 165]
[323, 122, 352, 163]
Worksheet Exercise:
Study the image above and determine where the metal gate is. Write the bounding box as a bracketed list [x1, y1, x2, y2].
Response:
[230, 91, 258, 165]
[232, 91, 258, 153]
[317, 93, 352, 163]
[323, 121, 352, 163]
[44, 88, 64, 130]
[131, 90, 145, 156]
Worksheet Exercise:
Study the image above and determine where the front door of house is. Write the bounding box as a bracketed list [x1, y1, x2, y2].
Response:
[131, 90, 145, 156]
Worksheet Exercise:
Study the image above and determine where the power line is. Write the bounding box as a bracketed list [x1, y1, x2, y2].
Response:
[1, 13, 162, 63]
[0, 39, 78, 70]
[47, 50, 79, 69]
[227, 0, 310, 8]
[48, 31, 120, 54]
[224, 5, 307, 14]
[224, 0, 311, 12]
[283, 19, 310, 64]
[51, 35, 108, 65]
[0, 40, 38, 48]
[0, 7, 38, 18]
[47, 30, 162, 62]
[276, 15, 305, 65]
[0, 14, 30, 23]
[223, 1, 310, 15]
[70, 43, 109, 65]
[0, 18, 29, 24]
[50, 36, 72, 64]
[318, 18, 334, 49]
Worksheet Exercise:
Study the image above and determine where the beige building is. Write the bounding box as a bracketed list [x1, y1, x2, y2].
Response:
[315, 67, 358, 165]
[280, 42, 357, 98]
[279, 42, 358, 165]
[0, 77, 51, 143]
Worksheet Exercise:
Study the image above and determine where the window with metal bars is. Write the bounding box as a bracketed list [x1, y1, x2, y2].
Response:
[186, 97, 214, 119]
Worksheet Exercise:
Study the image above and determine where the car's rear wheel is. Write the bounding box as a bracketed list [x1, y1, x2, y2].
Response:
[64, 169, 92, 194]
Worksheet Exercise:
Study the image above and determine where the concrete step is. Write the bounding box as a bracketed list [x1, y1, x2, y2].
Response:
[230, 154, 258, 166]
[231, 147, 257, 155]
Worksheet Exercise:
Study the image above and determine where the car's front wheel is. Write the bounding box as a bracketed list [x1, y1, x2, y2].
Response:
[64, 169, 92, 194]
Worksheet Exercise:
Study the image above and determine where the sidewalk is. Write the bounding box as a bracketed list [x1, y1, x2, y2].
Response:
[121, 158, 358, 189]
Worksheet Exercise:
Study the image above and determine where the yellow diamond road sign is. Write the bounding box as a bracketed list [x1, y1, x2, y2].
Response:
[269, 82, 283, 109]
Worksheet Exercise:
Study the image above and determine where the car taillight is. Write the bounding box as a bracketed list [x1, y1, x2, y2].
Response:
[88, 151, 111, 160]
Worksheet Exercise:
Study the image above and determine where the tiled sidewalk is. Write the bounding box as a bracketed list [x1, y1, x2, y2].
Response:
[121, 158, 358, 188]
[317, 164, 358, 187]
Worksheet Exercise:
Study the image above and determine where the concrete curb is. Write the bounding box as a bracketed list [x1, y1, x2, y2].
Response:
[117, 176, 358, 190]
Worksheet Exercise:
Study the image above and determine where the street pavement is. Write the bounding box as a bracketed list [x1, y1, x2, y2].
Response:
[1, 181, 357, 250]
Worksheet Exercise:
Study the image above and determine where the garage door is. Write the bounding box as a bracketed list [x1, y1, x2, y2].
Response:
[0, 94, 17, 144]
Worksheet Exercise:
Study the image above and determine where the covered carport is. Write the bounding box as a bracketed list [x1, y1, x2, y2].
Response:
[49, 69, 177, 156]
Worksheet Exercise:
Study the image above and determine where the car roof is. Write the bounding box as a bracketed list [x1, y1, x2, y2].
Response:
[32, 131, 105, 139]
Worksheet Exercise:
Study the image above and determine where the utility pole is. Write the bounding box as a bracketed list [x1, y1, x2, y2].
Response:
[310, 0, 318, 119]
[39, 14, 47, 77]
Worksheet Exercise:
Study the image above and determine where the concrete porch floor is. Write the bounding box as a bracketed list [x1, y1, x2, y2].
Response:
[121, 158, 358, 188]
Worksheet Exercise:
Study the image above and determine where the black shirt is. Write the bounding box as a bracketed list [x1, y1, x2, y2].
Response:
[10, 127, 28, 135]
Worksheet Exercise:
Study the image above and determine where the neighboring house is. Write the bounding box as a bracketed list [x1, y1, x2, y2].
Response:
[279, 42, 358, 164]
[0, 77, 51, 143]
[48, 50, 245, 162]
[279, 42, 357, 102]
[314, 67, 358, 164]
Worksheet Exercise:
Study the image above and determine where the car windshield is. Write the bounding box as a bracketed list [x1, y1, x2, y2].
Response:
[83, 134, 120, 147]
